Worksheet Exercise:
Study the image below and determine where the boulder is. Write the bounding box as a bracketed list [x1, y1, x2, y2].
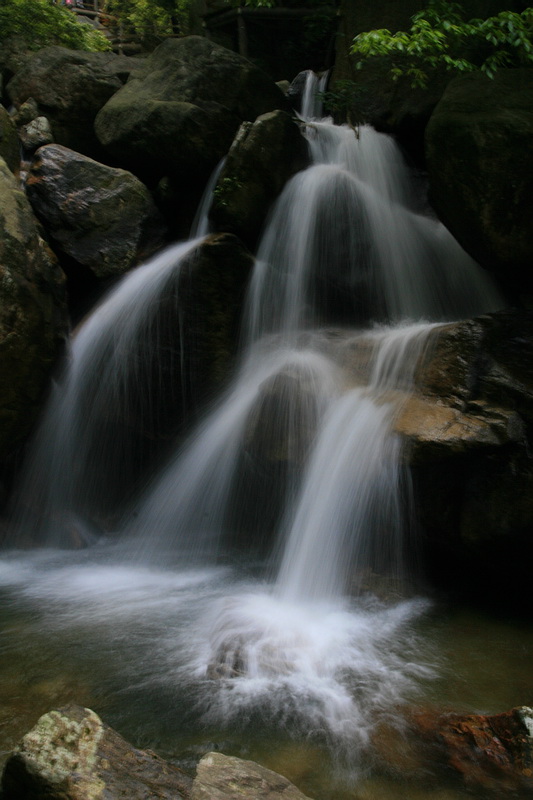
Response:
[6, 47, 143, 161]
[410, 706, 533, 793]
[425, 69, 533, 296]
[0, 705, 192, 800]
[373, 705, 533, 793]
[0, 157, 67, 461]
[94, 36, 288, 187]
[192, 751, 314, 800]
[25, 144, 166, 281]
[209, 110, 309, 249]
[393, 311, 533, 607]
[0, 107, 19, 175]
[176, 233, 254, 413]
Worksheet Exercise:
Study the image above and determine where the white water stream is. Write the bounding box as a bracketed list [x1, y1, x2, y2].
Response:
[2, 71, 507, 791]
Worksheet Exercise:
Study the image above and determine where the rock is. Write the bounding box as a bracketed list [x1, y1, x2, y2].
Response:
[94, 36, 287, 187]
[0, 107, 19, 175]
[209, 109, 309, 249]
[0, 157, 67, 461]
[192, 751, 314, 800]
[175, 233, 254, 413]
[25, 144, 166, 280]
[404, 706, 533, 794]
[425, 69, 533, 296]
[396, 311, 533, 608]
[6, 47, 143, 161]
[395, 394, 523, 462]
[11, 97, 40, 127]
[18, 116, 53, 152]
[0, 704, 192, 800]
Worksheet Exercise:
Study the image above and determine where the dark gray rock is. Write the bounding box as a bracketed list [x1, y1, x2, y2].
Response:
[6, 47, 143, 161]
[0, 107, 19, 175]
[425, 69, 533, 296]
[209, 109, 309, 249]
[0, 157, 67, 460]
[94, 36, 288, 187]
[26, 144, 166, 280]
[18, 116, 53, 152]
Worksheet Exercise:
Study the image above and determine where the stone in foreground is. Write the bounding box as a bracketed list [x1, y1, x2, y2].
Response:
[192, 751, 314, 800]
[0, 705, 192, 800]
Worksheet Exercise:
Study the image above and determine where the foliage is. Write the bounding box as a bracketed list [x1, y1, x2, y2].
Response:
[0, 0, 110, 51]
[103, 0, 189, 43]
[350, 1, 533, 87]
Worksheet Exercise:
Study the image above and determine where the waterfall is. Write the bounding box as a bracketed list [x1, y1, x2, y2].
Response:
[1, 70, 508, 781]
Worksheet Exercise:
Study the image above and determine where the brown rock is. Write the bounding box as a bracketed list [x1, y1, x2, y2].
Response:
[406, 706, 533, 793]
[192, 751, 314, 800]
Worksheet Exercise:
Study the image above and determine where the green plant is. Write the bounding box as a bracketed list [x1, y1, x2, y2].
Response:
[213, 176, 243, 208]
[0, 0, 110, 51]
[350, 1, 533, 87]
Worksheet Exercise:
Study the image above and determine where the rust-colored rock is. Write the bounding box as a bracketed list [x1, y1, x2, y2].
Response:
[406, 706, 533, 793]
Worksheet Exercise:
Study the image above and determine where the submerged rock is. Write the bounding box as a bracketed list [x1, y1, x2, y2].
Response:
[26, 144, 166, 280]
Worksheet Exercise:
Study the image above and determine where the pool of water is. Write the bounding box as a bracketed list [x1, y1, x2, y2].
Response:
[1, 544, 532, 799]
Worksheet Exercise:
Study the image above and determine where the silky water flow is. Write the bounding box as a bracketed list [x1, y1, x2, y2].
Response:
[1, 72, 506, 791]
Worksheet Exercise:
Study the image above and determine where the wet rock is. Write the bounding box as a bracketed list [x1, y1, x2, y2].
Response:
[26, 144, 166, 281]
[0, 704, 192, 800]
[210, 109, 309, 250]
[94, 36, 287, 187]
[405, 706, 533, 794]
[0, 107, 19, 175]
[192, 751, 314, 800]
[425, 69, 533, 296]
[395, 311, 533, 608]
[175, 233, 254, 413]
[0, 156, 67, 461]
[6, 47, 143, 161]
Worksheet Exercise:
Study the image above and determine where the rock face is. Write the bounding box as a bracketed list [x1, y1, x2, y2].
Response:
[176, 233, 254, 414]
[0, 705, 192, 800]
[0, 157, 67, 461]
[94, 36, 287, 186]
[393, 311, 533, 605]
[425, 69, 533, 295]
[0, 107, 19, 175]
[6, 47, 142, 161]
[26, 144, 166, 280]
[192, 752, 314, 800]
[209, 110, 309, 249]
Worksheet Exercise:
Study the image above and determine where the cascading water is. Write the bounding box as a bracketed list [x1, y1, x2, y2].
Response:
[2, 70, 508, 793]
